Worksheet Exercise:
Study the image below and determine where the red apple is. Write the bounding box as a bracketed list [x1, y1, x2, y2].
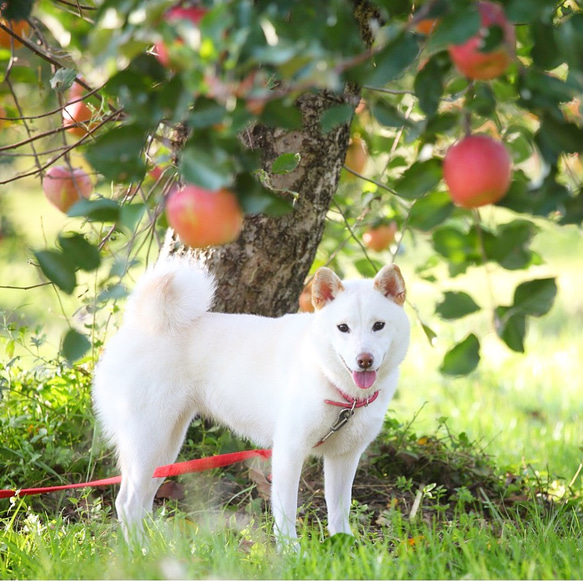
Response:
[443, 134, 511, 208]
[62, 84, 98, 137]
[148, 165, 164, 182]
[43, 165, 93, 213]
[154, 7, 206, 70]
[245, 97, 266, 116]
[166, 185, 243, 248]
[363, 221, 398, 252]
[448, 2, 515, 80]
[344, 135, 368, 177]
[414, 18, 439, 35]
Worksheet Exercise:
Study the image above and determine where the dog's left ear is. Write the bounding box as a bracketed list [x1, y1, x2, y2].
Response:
[312, 267, 345, 310]
[373, 264, 406, 306]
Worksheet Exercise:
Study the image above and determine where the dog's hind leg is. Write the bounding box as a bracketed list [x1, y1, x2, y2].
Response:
[323, 451, 362, 536]
[114, 409, 195, 541]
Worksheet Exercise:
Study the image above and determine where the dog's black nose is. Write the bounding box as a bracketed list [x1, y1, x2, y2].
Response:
[357, 353, 374, 369]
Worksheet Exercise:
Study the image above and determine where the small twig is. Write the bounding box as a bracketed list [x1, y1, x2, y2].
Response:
[331, 199, 378, 272]
[0, 282, 51, 291]
[54, 0, 97, 11]
[342, 164, 399, 195]
[362, 86, 415, 95]
[5, 77, 44, 180]
[0, 109, 123, 185]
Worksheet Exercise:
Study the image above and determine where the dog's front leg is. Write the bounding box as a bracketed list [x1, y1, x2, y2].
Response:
[323, 451, 362, 536]
[270, 446, 304, 548]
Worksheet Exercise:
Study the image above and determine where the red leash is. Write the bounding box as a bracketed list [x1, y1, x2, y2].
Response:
[0, 449, 272, 500]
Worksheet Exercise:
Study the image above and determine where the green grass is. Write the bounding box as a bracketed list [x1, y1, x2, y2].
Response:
[394, 223, 583, 487]
[2, 497, 582, 579]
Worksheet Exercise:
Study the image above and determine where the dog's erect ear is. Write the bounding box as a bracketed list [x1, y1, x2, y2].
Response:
[373, 264, 406, 306]
[312, 267, 345, 310]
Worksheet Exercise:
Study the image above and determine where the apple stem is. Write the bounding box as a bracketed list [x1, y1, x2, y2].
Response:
[463, 111, 472, 137]
[462, 81, 475, 136]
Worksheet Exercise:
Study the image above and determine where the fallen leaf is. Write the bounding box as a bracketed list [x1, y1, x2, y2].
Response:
[156, 480, 185, 501]
[249, 467, 271, 500]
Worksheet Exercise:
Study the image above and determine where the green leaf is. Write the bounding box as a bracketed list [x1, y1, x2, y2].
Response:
[436, 292, 480, 320]
[478, 24, 505, 53]
[433, 225, 480, 262]
[50, 68, 77, 93]
[424, 111, 460, 136]
[61, 329, 91, 363]
[518, 71, 575, 114]
[536, 114, 583, 164]
[394, 159, 442, 200]
[97, 284, 128, 303]
[367, 32, 419, 86]
[236, 173, 292, 217]
[1, 0, 34, 19]
[67, 198, 121, 222]
[421, 323, 438, 346]
[558, 13, 583, 70]
[320, 104, 354, 133]
[469, 83, 496, 117]
[259, 99, 303, 130]
[57, 233, 101, 272]
[119, 203, 147, 232]
[188, 98, 228, 129]
[531, 21, 562, 71]
[84, 125, 148, 183]
[370, 100, 409, 128]
[505, 0, 550, 23]
[495, 308, 526, 353]
[483, 219, 537, 270]
[354, 259, 383, 278]
[513, 278, 557, 317]
[34, 250, 77, 295]
[271, 153, 301, 175]
[408, 192, 454, 231]
[440, 334, 481, 376]
[179, 142, 234, 190]
[428, 4, 481, 49]
[505, 125, 534, 164]
[414, 57, 444, 118]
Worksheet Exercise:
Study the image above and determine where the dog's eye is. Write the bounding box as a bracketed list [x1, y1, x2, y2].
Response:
[372, 321, 385, 332]
[337, 324, 350, 333]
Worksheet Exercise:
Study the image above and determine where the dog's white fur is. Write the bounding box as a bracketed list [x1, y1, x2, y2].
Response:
[93, 256, 410, 544]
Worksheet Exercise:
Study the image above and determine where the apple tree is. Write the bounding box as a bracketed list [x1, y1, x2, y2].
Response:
[1, 0, 582, 374]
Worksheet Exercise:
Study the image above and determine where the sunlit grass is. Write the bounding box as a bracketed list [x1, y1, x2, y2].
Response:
[396, 222, 583, 489]
[2, 497, 582, 580]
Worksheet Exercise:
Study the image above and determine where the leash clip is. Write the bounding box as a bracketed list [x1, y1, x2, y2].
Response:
[315, 400, 357, 447]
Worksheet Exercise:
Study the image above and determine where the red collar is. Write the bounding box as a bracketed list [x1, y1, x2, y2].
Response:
[314, 388, 380, 448]
[324, 388, 380, 409]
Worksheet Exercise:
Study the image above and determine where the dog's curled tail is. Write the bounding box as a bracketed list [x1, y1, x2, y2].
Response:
[123, 256, 216, 335]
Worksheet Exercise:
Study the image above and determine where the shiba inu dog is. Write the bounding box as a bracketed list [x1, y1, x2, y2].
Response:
[93, 256, 410, 545]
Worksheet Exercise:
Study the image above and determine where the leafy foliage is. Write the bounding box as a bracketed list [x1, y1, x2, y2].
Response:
[0, 0, 582, 373]
[0, 360, 96, 496]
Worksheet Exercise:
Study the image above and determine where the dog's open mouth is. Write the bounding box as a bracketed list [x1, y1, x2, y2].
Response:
[352, 370, 377, 389]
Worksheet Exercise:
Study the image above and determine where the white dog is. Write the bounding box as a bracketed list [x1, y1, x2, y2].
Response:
[93, 256, 410, 545]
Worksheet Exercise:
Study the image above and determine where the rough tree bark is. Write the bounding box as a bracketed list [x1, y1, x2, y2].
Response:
[163, 2, 378, 317]
[163, 90, 356, 317]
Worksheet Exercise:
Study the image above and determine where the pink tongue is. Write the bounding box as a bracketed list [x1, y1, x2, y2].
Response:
[352, 370, 377, 389]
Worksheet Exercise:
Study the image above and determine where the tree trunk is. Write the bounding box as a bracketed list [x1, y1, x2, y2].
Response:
[162, 1, 379, 317]
[163, 89, 357, 317]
